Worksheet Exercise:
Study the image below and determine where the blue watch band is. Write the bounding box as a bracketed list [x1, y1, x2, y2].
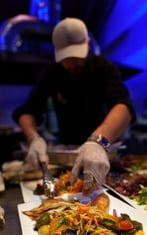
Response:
[87, 135, 110, 149]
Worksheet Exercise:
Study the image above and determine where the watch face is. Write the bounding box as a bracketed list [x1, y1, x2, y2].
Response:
[100, 137, 110, 147]
[87, 135, 110, 148]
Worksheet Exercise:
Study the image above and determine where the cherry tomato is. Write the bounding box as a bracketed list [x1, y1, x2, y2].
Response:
[118, 220, 133, 230]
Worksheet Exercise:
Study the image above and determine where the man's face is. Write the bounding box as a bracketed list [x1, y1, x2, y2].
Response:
[60, 57, 86, 76]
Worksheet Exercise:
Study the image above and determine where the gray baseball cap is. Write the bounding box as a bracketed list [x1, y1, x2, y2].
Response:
[52, 17, 89, 62]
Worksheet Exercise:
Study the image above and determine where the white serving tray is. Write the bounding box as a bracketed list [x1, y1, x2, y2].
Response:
[18, 192, 147, 235]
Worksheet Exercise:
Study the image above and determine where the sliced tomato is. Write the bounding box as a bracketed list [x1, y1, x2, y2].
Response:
[118, 220, 133, 230]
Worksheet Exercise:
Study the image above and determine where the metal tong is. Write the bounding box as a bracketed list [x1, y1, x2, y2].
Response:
[37, 156, 56, 198]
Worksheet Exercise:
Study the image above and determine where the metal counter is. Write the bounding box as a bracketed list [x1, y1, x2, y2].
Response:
[0, 183, 23, 235]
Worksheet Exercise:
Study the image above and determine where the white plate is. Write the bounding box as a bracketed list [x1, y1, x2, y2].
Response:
[104, 184, 147, 215]
[20, 180, 104, 203]
[20, 180, 46, 203]
[18, 192, 147, 235]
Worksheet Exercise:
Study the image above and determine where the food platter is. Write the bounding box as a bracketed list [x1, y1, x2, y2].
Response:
[18, 169, 147, 234]
[18, 192, 147, 235]
[18, 187, 105, 235]
[111, 154, 147, 172]
[104, 183, 147, 215]
[105, 169, 147, 215]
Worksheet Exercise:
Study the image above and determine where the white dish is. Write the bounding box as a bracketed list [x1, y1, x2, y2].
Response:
[20, 180, 46, 203]
[18, 200, 39, 235]
[18, 192, 147, 235]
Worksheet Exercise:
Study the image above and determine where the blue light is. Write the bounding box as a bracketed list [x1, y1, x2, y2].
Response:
[98, 0, 147, 115]
[29, 0, 62, 25]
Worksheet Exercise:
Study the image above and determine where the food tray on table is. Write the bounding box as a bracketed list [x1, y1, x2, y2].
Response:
[48, 146, 119, 167]
[19, 169, 147, 234]
[48, 151, 78, 167]
[111, 154, 147, 173]
[17, 191, 147, 235]
[105, 169, 147, 215]
[104, 183, 147, 215]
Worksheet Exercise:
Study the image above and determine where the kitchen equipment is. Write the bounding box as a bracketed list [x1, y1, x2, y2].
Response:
[39, 161, 56, 198]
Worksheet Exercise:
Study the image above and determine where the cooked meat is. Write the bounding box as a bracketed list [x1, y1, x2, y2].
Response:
[92, 193, 110, 211]
[23, 198, 76, 217]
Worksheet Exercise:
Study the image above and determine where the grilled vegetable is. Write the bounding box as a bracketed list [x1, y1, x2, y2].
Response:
[34, 212, 50, 230]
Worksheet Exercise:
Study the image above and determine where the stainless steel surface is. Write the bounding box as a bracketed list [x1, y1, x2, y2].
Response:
[39, 161, 56, 198]
[48, 150, 118, 166]
[49, 151, 78, 166]
[0, 183, 23, 235]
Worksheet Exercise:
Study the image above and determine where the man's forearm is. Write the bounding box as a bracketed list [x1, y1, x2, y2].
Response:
[91, 103, 132, 144]
[18, 114, 39, 140]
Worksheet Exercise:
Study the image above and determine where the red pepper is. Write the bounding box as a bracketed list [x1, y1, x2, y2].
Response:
[113, 209, 118, 218]
[118, 220, 133, 230]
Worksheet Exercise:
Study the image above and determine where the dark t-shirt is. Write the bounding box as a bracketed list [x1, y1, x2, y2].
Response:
[12, 54, 136, 144]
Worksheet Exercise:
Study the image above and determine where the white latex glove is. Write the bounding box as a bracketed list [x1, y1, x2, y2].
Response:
[70, 142, 110, 195]
[24, 136, 49, 171]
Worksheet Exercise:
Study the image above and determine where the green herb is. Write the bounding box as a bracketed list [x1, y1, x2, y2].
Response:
[60, 186, 68, 191]
[138, 187, 147, 205]
[130, 187, 147, 205]
[55, 215, 67, 230]
[102, 218, 116, 225]
[130, 160, 145, 171]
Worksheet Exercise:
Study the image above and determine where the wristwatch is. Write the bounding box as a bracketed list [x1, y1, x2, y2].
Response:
[87, 134, 110, 149]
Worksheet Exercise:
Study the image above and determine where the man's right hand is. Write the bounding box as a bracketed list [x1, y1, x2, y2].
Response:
[70, 141, 110, 195]
[24, 135, 49, 171]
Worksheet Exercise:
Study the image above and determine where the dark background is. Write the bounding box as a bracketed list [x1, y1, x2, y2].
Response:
[0, 0, 147, 126]
[0, 0, 147, 163]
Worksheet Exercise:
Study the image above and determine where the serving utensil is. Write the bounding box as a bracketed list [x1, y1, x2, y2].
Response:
[37, 153, 56, 199]
[39, 161, 56, 198]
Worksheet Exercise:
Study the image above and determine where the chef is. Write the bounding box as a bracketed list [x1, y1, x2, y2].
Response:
[12, 17, 136, 194]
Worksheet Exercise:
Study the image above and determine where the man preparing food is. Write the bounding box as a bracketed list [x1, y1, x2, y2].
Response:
[12, 17, 136, 195]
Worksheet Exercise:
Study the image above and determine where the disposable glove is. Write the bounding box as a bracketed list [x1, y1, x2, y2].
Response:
[24, 135, 49, 171]
[70, 141, 110, 195]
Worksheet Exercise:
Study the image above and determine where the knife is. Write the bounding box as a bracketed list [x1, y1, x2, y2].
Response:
[38, 160, 56, 199]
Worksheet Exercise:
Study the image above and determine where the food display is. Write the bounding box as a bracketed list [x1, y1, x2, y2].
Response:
[29, 169, 147, 214]
[21, 196, 144, 235]
[17, 170, 146, 235]
[2, 159, 147, 234]
[105, 171, 147, 211]
[34, 171, 83, 196]
[1, 147, 147, 234]
[112, 154, 147, 172]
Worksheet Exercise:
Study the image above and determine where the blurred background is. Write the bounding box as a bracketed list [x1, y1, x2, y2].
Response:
[0, 0, 147, 162]
[0, 0, 147, 124]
